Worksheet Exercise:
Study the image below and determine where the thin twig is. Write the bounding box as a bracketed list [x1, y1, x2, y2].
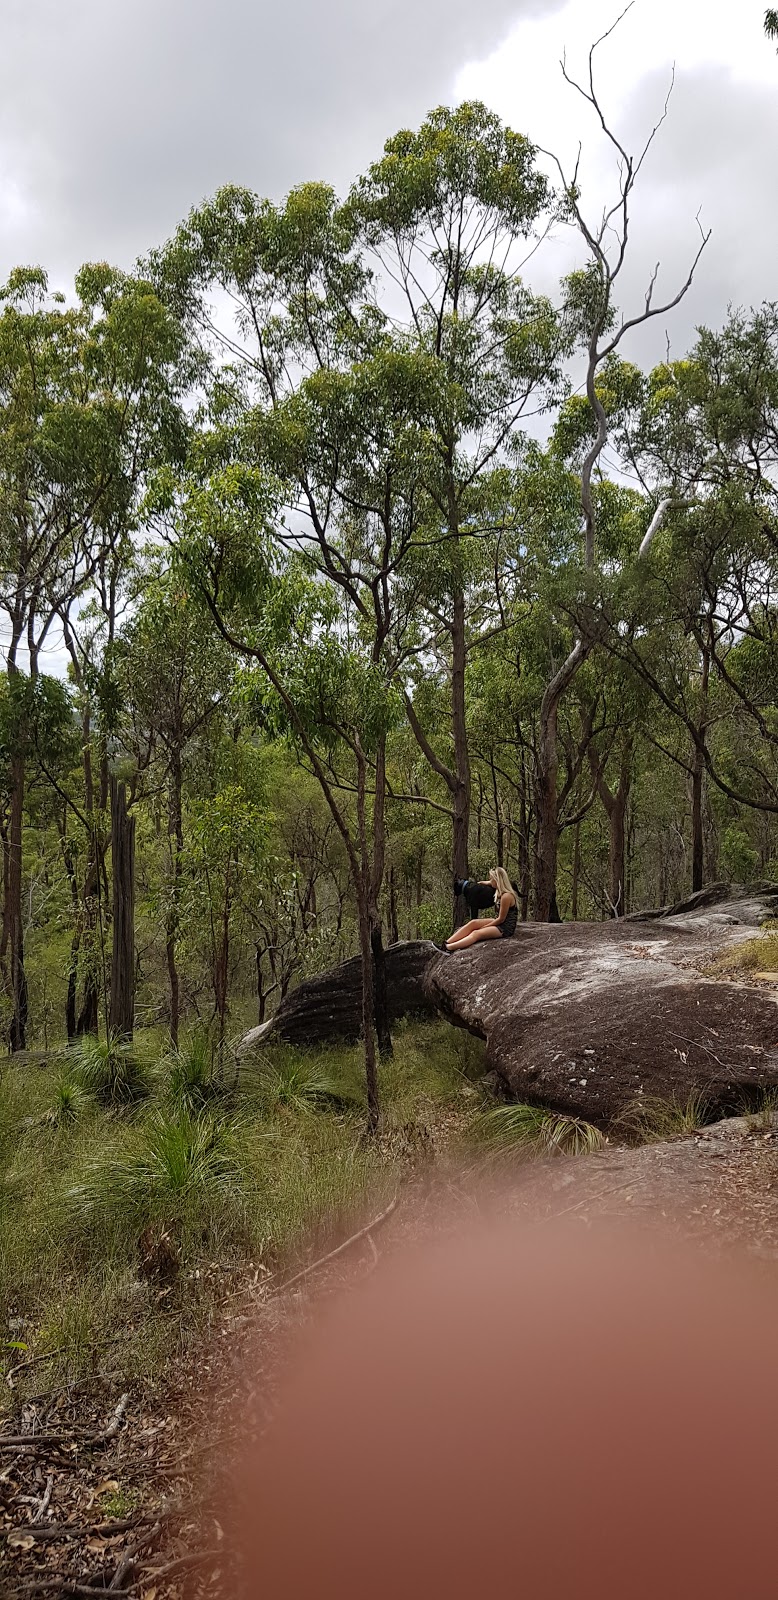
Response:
[141, 1547, 224, 1582]
[101, 1393, 129, 1443]
[5, 1347, 68, 1389]
[31, 1474, 54, 1524]
[276, 1196, 398, 1293]
[109, 1520, 162, 1589]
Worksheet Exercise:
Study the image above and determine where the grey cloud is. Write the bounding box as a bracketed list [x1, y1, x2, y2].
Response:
[611, 65, 778, 363]
[0, 0, 564, 283]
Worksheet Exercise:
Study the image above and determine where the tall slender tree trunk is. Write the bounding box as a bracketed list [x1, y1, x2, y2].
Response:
[518, 748, 530, 921]
[571, 820, 581, 921]
[357, 888, 380, 1132]
[355, 741, 380, 1127]
[109, 778, 135, 1041]
[608, 791, 628, 917]
[388, 866, 399, 946]
[587, 738, 632, 918]
[534, 643, 586, 922]
[6, 751, 28, 1051]
[451, 587, 471, 911]
[691, 641, 710, 894]
[369, 735, 392, 1059]
[166, 749, 183, 1048]
[414, 847, 424, 938]
[533, 694, 561, 923]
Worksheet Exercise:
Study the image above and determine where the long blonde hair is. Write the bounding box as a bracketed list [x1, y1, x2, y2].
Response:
[490, 867, 515, 907]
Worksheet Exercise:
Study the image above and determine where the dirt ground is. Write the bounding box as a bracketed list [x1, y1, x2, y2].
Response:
[4, 1112, 778, 1599]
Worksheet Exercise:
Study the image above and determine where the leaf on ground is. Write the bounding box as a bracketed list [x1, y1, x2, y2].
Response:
[8, 1532, 36, 1551]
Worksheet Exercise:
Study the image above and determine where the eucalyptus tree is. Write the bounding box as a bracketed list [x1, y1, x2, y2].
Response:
[150, 458, 396, 1129]
[0, 267, 108, 1046]
[603, 308, 778, 884]
[0, 262, 189, 1046]
[524, 15, 710, 917]
[117, 561, 234, 1045]
[156, 104, 567, 918]
[346, 103, 568, 892]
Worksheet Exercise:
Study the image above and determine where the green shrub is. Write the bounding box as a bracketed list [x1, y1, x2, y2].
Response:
[69, 1033, 149, 1106]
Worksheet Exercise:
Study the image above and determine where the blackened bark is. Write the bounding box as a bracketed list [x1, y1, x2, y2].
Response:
[7, 753, 28, 1051]
[691, 641, 710, 894]
[370, 735, 392, 1058]
[109, 778, 136, 1040]
[166, 749, 184, 1047]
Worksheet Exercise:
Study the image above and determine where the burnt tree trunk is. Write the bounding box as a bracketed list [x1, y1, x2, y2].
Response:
[5, 752, 28, 1051]
[109, 777, 135, 1041]
[166, 749, 184, 1047]
[691, 639, 710, 895]
[370, 735, 392, 1059]
[451, 586, 471, 918]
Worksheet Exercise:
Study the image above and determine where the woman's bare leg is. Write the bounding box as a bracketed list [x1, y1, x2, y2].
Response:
[448, 925, 502, 949]
[446, 918, 486, 947]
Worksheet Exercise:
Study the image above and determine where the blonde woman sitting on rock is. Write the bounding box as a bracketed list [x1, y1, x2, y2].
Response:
[440, 868, 518, 952]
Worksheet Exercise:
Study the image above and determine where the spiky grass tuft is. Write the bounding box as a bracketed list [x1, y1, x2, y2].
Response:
[474, 1102, 604, 1157]
[69, 1033, 149, 1106]
[44, 1072, 92, 1127]
[163, 1030, 233, 1117]
[67, 1110, 247, 1237]
[254, 1054, 361, 1115]
[616, 1090, 710, 1144]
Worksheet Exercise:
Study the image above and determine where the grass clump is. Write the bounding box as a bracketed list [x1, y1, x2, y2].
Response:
[69, 1033, 149, 1106]
[252, 1052, 361, 1116]
[474, 1102, 604, 1157]
[67, 1110, 247, 1240]
[44, 1071, 92, 1127]
[616, 1090, 710, 1143]
[163, 1030, 234, 1117]
[708, 921, 778, 976]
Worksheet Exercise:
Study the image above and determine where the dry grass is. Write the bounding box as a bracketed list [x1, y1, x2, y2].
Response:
[707, 921, 778, 977]
[472, 1102, 605, 1157]
[615, 1089, 711, 1143]
[0, 1018, 483, 1403]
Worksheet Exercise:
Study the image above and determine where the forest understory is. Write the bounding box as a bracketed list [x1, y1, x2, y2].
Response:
[5, 1005, 778, 1598]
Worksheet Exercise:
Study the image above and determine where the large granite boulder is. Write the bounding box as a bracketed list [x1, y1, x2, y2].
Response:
[425, 885, 778, 1126]
[238, 940, 438, 1052]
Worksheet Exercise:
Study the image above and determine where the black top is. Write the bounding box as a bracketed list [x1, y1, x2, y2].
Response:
[499, 902, 519, 938]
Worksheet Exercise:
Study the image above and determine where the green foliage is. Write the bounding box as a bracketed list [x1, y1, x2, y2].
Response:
[45, 1071, 92, 1127]
[70, 1034, 150, 1106]
[252, 1052, 361, 1114]
[67, 1110, 246, 1232]
[164, 1031, 233, 1116]
[474, 1102, 605, 1156]
[720, 827, 760, 884]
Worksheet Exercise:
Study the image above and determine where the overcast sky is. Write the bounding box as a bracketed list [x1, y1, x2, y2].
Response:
[1, 0, 775, 677]
[1, 0, 776, 364]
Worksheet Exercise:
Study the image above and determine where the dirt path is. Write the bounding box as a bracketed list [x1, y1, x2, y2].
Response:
[4, 1116, 778, 1597]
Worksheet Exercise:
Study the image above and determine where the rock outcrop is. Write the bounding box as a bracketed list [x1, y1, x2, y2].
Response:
[425, 885, 778, 1125]
[238, 940, 438, 1053]
[239, 886, 778, 1129]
